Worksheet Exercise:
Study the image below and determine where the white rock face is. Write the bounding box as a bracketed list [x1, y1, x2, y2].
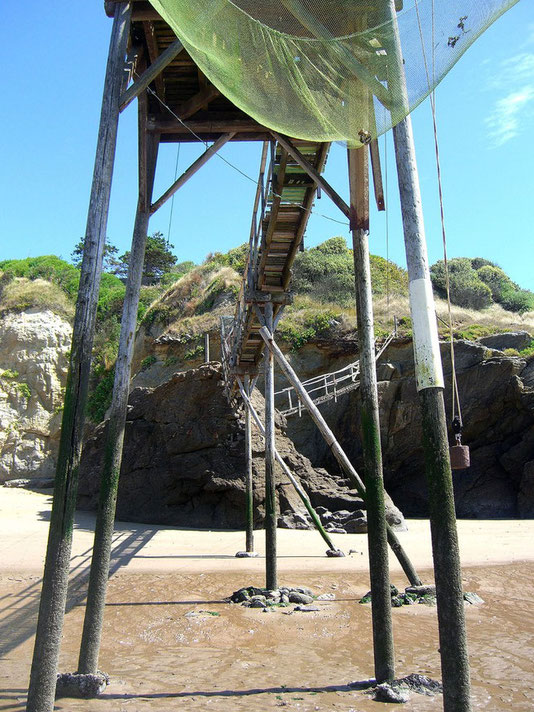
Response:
[0, 309, 71, 481]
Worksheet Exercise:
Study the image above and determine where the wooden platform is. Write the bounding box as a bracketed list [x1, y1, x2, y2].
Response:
[106, 1, 332, 377]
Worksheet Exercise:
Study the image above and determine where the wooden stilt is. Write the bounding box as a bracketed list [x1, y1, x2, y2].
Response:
[244, 375, 255, 553]
[204, 332, 210, 363]
[259, 326, 421, 587]
[263, 302, 278, 590]
[348, 144, 395, 682]
[77, 92, 159, 675]
[25, 5, 131, 711]
[236, 377, 342, 555]
[385, 1, 471, 708]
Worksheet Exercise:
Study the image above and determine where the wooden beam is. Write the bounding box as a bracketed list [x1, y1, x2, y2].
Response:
[142, 21, 164, 103]
[369, 139, 385, 212]
[150, 118, 266, 134]
[176, 84, 221, 120]
[272, 131, 350, 220]
[120, 38, 184, 112]
[258, 325, 421, 587]
[150, 132, 235, 213]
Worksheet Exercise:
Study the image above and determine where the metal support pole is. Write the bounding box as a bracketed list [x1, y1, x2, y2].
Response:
[204, 332, 210, 363]
[77, 96, 159, 675]
[348, 144, 394, 683]
[259, 326, 421, 587]
[385, 1, 471, 708]
[263, 302, 278, 590]
[244, 375, 255, 553]
[25, 4, 131, 711]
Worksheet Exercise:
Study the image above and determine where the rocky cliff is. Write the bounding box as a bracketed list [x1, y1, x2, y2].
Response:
[0, 309, 71, 482]
[77, 363, 405, 531]
[284, 335, 534, 519]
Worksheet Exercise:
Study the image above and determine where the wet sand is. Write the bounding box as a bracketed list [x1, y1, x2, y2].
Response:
[1, 490, 534, 711]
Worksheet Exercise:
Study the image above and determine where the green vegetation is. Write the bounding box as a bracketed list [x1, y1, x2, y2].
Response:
[278, 306, 341, 351]
[430, 257, 534, 314]
[292, 237, 408, 307]
[1, 369, 19, 379]
[140, 355, 157, 371]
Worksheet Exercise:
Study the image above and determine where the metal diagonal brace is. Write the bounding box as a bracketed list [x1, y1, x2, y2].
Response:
[235, 377, 343, 556]
[150, 132, 236, 214]
[258, 325, 422, 586]
[271, 132, 350, 220]
[120, 38, 183, 112]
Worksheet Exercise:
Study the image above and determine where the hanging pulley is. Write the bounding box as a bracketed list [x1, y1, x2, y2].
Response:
[449, 416, 470, 470]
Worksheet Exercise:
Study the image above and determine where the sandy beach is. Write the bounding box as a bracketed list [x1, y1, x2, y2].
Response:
[1, 488, 534, 711]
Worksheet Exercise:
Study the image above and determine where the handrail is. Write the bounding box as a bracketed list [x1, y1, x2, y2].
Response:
[274, 330, 396, 416]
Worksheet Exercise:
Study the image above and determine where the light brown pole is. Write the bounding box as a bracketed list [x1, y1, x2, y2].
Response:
[78, 90, 159, 675]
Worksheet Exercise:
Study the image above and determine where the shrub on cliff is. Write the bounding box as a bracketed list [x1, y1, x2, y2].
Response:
[292, 237, 408, 307]
[430, 257, 534, 314]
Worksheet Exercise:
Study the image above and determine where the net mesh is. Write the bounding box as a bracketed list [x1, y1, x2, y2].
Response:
[148, 0, 518, 146]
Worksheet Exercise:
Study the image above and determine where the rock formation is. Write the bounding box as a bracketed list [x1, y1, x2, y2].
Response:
[283, 336, 534, 518]
[0, 309, 71, 482]
[77, 363, 405, 530]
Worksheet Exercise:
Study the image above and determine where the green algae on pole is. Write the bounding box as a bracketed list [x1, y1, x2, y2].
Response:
[263, 302, 278, 591]
[78, 93, 159, 676]
[25, 4, 132, 711]
[349, 143, 395, 683]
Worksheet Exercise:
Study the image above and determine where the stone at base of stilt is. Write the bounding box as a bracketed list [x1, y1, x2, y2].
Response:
[374, 683, 410, 703]
[325, 548, 345, 557]
[55, 672, 109, 699]
[235, 551, 259, 558]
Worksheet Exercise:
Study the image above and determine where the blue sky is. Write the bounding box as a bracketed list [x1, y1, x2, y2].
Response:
[1, 1, 533, 289]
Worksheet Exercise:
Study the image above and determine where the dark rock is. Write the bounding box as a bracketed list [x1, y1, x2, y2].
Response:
[294, 604, 320, 612]
[78, 364, 406, 529]
[463, 592, 484, 605]
[56, 672, 109, 699]
[344, 517, 368, 533]
[324, 525, 347, 534]
[397, 674, 442, 695]
[518, 461, 534, 517]
[325, 548, 345, 557]
[374, 683, 410, 703]
[249, 597, 267, 609]
[479, 331, 532, 352]
[405, 584, 435, 597]
[288, 592, 313, 605]
[235, 551, 259, 558]
[283, 339, 534, 519]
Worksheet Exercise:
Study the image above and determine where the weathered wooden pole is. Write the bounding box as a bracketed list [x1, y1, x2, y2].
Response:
[236, 376, 342, 555]
[204, 332, 210, 363]
[244, 375, 255, 553]
[259, 326, 421, 587]
[263, 302, 278, 590]
[384, 1, 471, 709]
[77, 93, 159, 676]
[26, 4, 131, 711]
[348, 143, 395, 682]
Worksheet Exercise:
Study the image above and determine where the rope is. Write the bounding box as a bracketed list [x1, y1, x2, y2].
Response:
[141, 78, 350, 228]
[166, 143, 181, 245]
[414, 0, 462, 426]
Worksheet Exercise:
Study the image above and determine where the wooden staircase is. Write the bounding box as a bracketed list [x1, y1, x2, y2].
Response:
[223, 138, 330, 380]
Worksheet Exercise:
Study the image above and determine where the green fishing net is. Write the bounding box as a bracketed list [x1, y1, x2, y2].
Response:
[148, 0, 518, 146]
